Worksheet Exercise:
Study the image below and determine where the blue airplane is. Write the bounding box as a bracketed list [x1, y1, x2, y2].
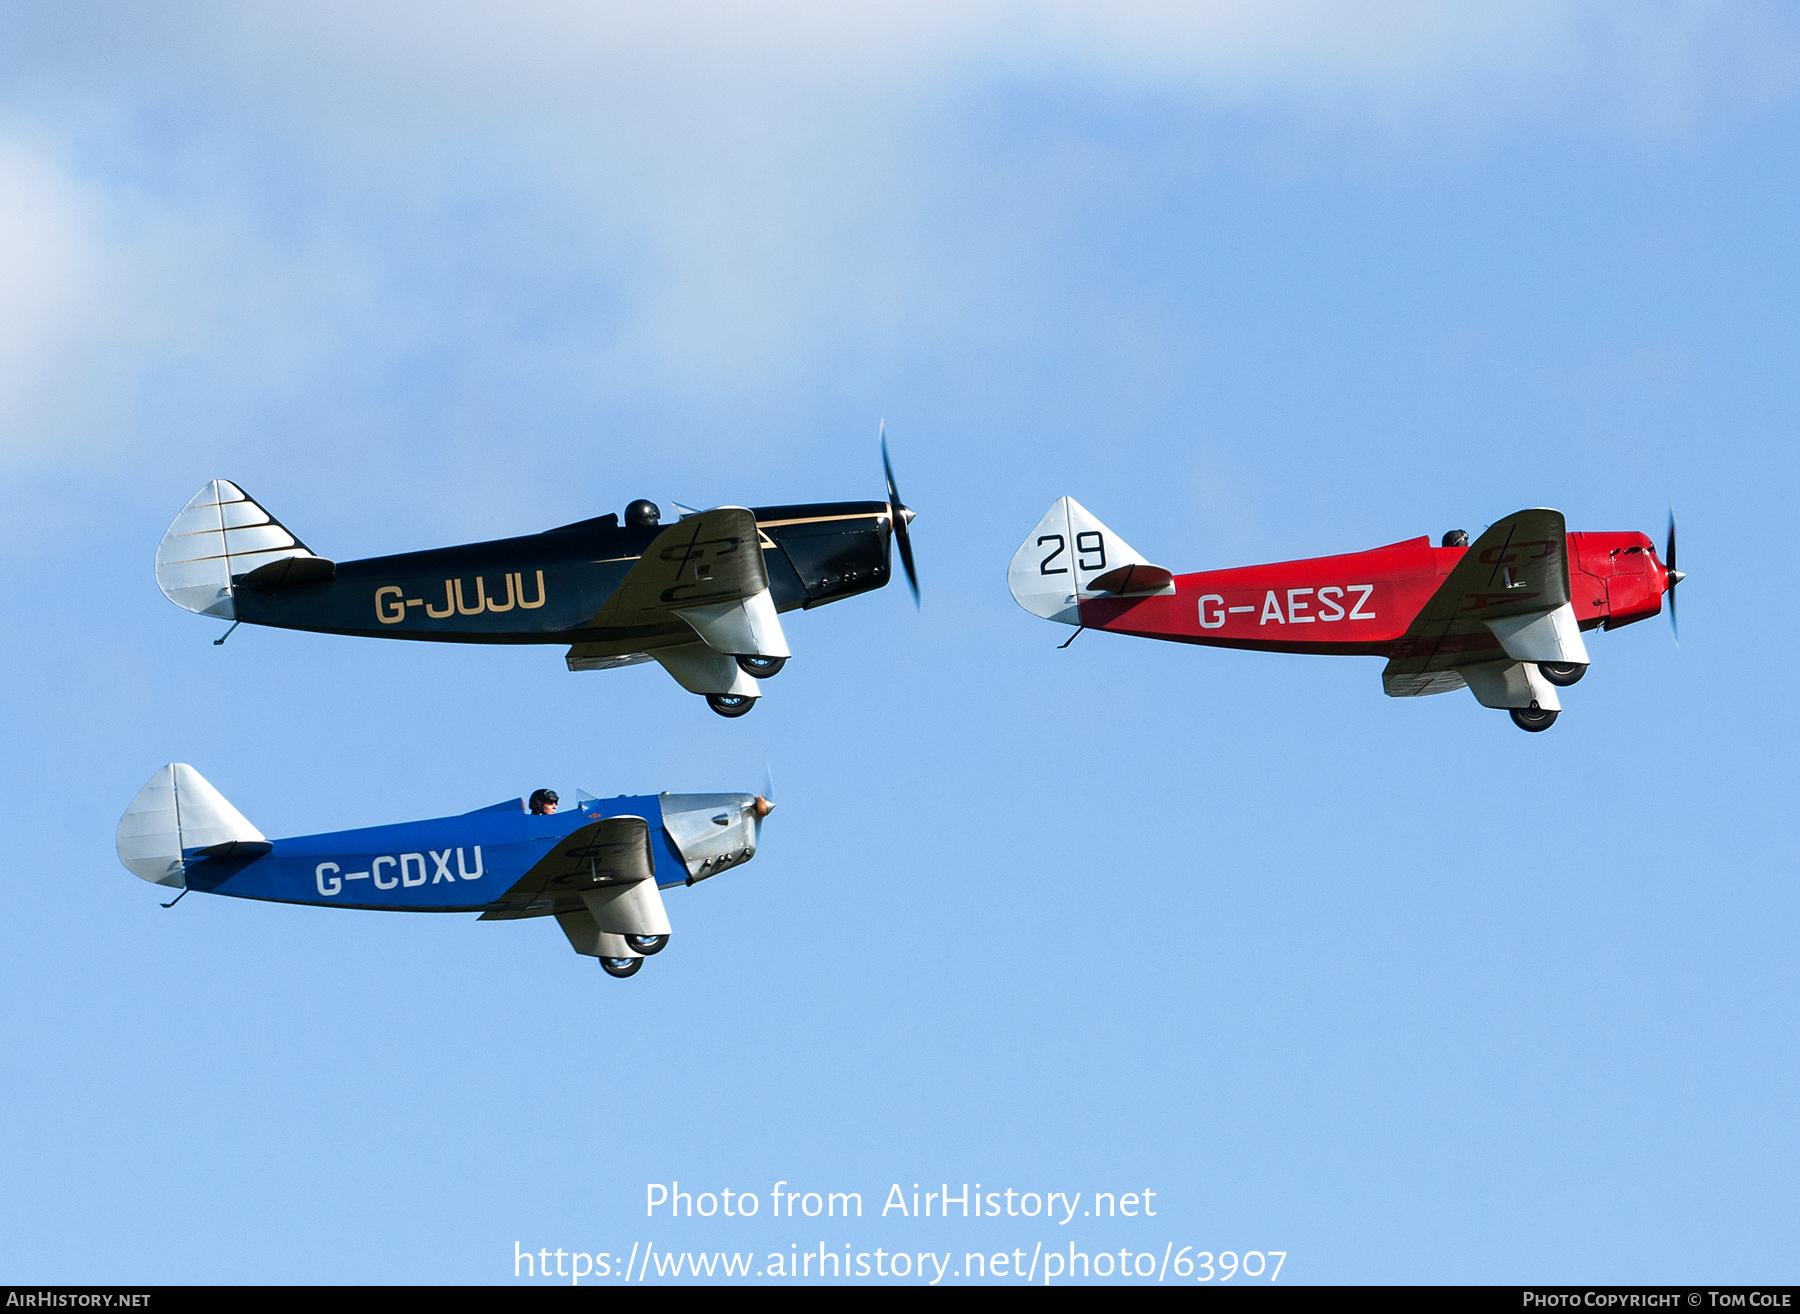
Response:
[116, 764, 773, 977]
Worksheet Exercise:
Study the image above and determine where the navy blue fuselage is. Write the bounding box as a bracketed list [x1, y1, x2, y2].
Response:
[228, 502, 893, 644]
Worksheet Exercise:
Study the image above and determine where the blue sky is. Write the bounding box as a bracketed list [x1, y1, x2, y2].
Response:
[2, 2, 1796, 1284]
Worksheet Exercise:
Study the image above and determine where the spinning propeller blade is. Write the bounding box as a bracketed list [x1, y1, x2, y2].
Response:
[880, 421, 920, 608]
[1666, 508, 1683, 644]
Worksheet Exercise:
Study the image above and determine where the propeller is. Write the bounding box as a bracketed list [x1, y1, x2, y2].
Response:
[752, 766, 775, 841]
[880, 421, 920, 608]
[1666, 508, 1684, 644]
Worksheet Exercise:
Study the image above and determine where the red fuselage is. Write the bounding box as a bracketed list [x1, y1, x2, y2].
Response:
[1078, 531, 1672, 657]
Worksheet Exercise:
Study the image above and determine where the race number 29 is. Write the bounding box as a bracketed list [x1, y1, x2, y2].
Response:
[1039, 533, 1106, 576]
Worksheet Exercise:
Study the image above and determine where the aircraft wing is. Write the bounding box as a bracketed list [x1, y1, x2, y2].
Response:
[566, 506, 787, 695]
[478, 815, 655, 921]
[1382, 508, 1572, 697]
[585, 506, 768, 631]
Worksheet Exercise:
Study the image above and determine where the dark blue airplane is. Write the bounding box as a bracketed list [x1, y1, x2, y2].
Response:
[116, 764, 773, 977]
[152, 436, 919, 717]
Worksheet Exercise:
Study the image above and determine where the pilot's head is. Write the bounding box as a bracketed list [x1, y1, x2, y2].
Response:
[529, 788, 559, 815]
[625, 500, 661, 528]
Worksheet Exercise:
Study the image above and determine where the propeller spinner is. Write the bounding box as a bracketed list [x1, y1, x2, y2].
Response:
[751, 767, 775, 846]
[880, 421, 920, 608]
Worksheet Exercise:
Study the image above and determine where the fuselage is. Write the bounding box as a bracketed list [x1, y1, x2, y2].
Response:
[1078, 531, 1672, 657]
[229, 501, 895, 644]
[179, 792, 760, 913]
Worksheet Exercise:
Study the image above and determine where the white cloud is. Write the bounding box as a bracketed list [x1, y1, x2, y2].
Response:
[0, 0, 1791, 486]
[155, 1, 1789, 129]
[13, 3, 1777, 145]
[0, 138, 108, 447]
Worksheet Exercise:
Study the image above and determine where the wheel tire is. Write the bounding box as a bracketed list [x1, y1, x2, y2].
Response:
[706, 693, 758, 718]
[736, 655, 786, 678]
[1510, 704, 1559, 733]
[1538, 662, 1586, 687]
[599, 956, 643, 978]
[626, 934, 668, 956]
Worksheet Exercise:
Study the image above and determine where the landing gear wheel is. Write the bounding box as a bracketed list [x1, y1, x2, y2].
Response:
[736, 655, 786, 678]
[600, 956, 643, 978]
[626, 934, 668, 956]
[706, 693, 758, 718]
[1538, 662, 1586, 687]
[1510, 704, 1559, 733]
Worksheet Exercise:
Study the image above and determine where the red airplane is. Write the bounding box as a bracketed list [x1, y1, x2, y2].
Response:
[1008, 498, 1681, 732]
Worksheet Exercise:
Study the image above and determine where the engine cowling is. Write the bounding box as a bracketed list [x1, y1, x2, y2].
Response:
[1572, 531, 1669, 630]
[660, 792, 762, 883]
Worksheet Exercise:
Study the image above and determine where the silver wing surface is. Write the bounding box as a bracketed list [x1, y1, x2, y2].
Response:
[584, 506, 768, 634]
[1383, 509, 1574, 698]
[565, 506, 787, 696]
[478, 815, 654, 921]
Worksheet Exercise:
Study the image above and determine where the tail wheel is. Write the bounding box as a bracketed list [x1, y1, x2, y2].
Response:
[1538, 662, 1586, 687]
[1510, 704, 1559, 733]
[626, 934, 668, 956]
[736, 655, 786, 678]
[706, 693, 758, 718]
[600, 956, 643, 978]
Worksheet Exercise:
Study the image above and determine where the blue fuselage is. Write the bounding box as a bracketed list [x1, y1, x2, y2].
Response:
[181, 796, 685, 912]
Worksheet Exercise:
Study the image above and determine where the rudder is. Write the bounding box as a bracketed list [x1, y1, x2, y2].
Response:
[156, 480, 328, 618]
[116, 764, 266, 887]
[1007, 495, 1159, 625]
